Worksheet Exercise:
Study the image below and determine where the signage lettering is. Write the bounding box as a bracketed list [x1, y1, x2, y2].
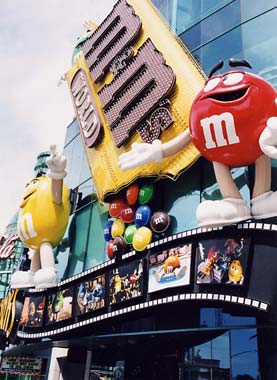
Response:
[138, 105, 174, 143]
[82, 0, 142, 83]
[0, 234, 19, 259]
[71, 70, 103, 147]
[0, 357, 43, 375]
[80, 0, 175, 147]
[99, 39, 175, 147]
[0, 290, 18, 338]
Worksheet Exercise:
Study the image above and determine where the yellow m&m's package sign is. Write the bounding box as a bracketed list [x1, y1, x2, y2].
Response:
[66, 0, 205, 201]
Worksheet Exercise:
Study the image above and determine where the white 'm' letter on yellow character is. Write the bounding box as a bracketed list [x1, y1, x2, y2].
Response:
[18, 213, 37, 241]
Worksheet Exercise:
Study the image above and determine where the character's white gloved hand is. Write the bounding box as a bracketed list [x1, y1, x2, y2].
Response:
[118, 140, 163, 171]
[259, 116, 277, 158]
[46, 144, 67, 179]
[27, 249, 36, 260]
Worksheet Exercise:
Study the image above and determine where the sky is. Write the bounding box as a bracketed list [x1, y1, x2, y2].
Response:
[0, 0, 117, 234]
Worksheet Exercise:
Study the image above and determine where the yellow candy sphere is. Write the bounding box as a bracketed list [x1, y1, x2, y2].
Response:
[111, 218, 125, 238]
[132, 226, 152, 252]
[17, 176, 70, 250]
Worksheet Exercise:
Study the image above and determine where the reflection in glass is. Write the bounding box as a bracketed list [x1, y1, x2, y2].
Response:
[200, 308, 256, 328]
[162, 160, 201, 232]
[184, 332, 231, 379]
[67, 205, 92, 277]
[182, 326, 259, 379]
[230, 329, 259, 379]
[152, 0, 232, 34]
[182, 9, 277, 87]
[64, 119, 80, 145]
[64, 132, 91, 190]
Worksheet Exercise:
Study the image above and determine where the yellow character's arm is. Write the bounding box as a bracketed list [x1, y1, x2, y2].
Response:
[46, 145, 67, 204]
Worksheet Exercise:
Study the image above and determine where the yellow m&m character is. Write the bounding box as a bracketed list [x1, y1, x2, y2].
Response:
[11, 145, 70, 289]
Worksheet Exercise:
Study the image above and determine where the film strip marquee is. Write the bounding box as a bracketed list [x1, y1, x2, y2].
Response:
[18, 222, 273, 340]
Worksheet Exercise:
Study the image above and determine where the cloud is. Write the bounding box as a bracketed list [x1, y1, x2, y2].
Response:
[0, 0, 116, 234]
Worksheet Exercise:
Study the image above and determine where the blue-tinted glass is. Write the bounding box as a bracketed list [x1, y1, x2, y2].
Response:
[64, 133, 91, 190]
[184, 331, 231, 379]
[180, 1, 241, 50]
[76, 179, 96, 210]
[188, 10, 277, 84]
[152, 0, 233, 34]
[54, 215, 74, 280]
[162, 161, 201, 232]
[201, 161, 250, 204]
[79, 148, 91, 185]
[200, 308, 256, 328]
[240, 0, 277, 21]
[180, 23, 201, 51]
[230, 329, 259, 379]
[85, 206, 108, 269]
[66, 205, 92, 277]
[64, 119, 80, 145]
[189, 26, 242, 77]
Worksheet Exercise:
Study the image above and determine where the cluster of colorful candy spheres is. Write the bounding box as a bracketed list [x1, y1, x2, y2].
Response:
[104, 183, 171, 259]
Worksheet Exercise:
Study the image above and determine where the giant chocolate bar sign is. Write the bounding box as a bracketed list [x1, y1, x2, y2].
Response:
[67, 0, 205, 200]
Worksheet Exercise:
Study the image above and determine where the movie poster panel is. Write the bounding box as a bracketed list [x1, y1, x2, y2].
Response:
[45, 287, 74, 324]
[19, 296, 45, 327]
[75, 274, 105, 316]
[148, 244, 192, 293]
[196, 236, 250, 285]
[109, 259, 144, 305]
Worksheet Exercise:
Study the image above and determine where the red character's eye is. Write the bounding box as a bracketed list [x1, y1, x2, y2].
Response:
[203, 77, 221, 92]
[222, 72, 244, 86]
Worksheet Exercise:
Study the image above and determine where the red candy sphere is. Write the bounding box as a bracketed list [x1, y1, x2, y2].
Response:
[109, 198, 125, 218]
[189, 71, 277, 167]
[120, 205, 135, 224]
[107, 240, 115, 259]
[126, 184, 139, 205]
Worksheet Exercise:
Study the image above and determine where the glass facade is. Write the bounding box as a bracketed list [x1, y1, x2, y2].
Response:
[55, 120, 108, 280]
[153, 0, 277, 87]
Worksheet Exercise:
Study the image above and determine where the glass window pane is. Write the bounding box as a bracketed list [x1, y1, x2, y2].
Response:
[200, 308, 256, 328]
[152, 0, 234, 34]
[180, 1, 241, 50]
[76, 179, 96, 211]
[64, 133, 91, 190]
[64, 119, 80, 145]
[240, 0, 277, 21]
[185, 9, 277, 85]
[230, 329, 259, 379]
[67, 206, 91, 277]
[201, 161, 250, 205]
[54, 215, 74, 281]
[184, 331, 231, 379]
[162, 160, 201, 232]
[85, 206, 108, 269]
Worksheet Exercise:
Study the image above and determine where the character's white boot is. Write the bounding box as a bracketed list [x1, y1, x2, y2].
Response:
[251, 191, 277, 219]
[34, 268, 58, 289]
[10, 270, 35, 288]
[196, 198, 251, 227]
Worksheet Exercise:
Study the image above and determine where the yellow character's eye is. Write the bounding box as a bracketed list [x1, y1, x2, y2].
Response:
[25, 179, 39, 191]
